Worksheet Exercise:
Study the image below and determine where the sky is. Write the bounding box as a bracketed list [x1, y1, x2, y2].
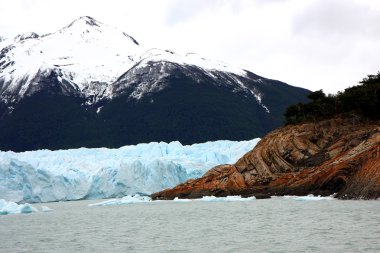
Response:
[0, 0, 379, 94]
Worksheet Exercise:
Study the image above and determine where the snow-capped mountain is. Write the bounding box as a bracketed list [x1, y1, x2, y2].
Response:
[0, 16, 141, 105]
[0, 16, 310, 151]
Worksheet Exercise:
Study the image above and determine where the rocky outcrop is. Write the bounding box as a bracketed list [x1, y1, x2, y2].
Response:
[152, 116, 380, 200]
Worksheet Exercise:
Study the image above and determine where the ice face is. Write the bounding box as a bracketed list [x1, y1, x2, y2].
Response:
[86, 160, 188, 199]
[0, 158, 90, 203]
[0, 199, 38, 215]
[0, 139, 259, 203]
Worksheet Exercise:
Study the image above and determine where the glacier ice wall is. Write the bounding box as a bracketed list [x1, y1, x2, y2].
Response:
[0, 139, 259, 203]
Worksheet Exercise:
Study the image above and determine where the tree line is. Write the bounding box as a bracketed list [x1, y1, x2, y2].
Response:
[284, 72, 380, 124]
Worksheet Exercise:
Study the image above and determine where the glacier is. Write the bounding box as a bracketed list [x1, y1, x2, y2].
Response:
[0, 139, 259, 203]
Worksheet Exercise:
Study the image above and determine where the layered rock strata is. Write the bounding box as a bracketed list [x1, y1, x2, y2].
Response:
[152, 117, 380, 200]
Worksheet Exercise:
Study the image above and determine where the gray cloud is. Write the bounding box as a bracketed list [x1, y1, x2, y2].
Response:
[255, 0, 291, 6]
[165, 0, 218, 26]
[165, 0, 245, 26]
[277, 0, 380, 93]
[293, 0, 380, 39]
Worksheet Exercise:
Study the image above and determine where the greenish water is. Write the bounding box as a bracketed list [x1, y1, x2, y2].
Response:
[0, 197, 379, 252]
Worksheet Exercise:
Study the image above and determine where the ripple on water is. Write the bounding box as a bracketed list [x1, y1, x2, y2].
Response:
[0, 198, 379, 252]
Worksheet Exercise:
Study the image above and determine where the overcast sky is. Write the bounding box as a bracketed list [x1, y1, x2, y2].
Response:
[0, 0, 379, 93]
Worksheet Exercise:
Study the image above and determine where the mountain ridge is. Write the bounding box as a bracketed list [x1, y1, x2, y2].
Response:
[0, 16, 301, 108]
[0, 16, 310, 151]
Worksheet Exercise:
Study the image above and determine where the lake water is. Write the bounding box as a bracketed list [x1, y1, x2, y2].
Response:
[0, 197, 379, 252]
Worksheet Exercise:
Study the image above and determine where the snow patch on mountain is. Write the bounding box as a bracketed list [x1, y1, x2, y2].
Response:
[138, 48, 246, 77]
[113, 48, 270, 112]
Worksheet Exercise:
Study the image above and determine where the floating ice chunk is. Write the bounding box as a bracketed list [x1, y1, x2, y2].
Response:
[284, 194, 335, 201]
[200, 195, 256, 202]
[89, 194, 258, 207]
[224, 195, 256, 201]
[201, 196, 222, 202]
[174, 195, 256, 202]
[0, 199, 38, 215]
[89, 194, 151, 207]
[19, 203, 38, 214]
[41, 206, 53, 212]
[173, 197, 191, 202]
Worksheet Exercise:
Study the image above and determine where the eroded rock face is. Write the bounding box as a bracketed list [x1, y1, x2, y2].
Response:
[152, 117, 380, 200]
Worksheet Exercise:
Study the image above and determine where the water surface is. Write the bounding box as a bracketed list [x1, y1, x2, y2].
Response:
[0, 198, 379, 252]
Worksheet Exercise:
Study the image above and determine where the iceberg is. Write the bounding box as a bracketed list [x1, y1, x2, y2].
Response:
[173, 197, 192, 202]
[175, 196, 257, 202]
[90, 195, 257, 207]
[0, 199, 38, 215]
[89, 194, 152, 206]
[283, 194, 335, 201]
[200, 195, 256, 202]
[0, 139, 259, 203]
[41, 206, 53, 212]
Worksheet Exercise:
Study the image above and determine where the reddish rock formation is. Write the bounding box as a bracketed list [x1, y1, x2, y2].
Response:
[152, 117, 380, 200]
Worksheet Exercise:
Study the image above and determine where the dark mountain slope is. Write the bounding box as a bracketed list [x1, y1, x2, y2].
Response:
[0, 17, 310, 151]
[0, 63, 309, 151]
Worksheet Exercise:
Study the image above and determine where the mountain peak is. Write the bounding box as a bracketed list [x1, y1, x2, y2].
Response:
[59, 16, 140, 46]
[66, 16, 102, 29]
[77, 16, 100, 26]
